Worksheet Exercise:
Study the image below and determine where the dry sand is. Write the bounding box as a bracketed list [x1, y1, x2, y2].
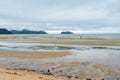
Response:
[0, 67, 105, 80]
[0, 68, 70, 80]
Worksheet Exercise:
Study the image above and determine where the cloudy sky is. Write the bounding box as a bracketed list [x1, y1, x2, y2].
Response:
[0, 0, 120, 34]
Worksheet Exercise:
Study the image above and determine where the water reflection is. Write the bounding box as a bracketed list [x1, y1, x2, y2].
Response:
[0, 42, 120, 51]
[0, 42, 120, 64]
[59, 49, 120, 64]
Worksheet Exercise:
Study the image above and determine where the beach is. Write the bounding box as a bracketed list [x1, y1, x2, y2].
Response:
[0, 68, 69, 80]
[0, 50, 70, 59]
[0, 34, 120, 80]
[0, 35, 120, 46]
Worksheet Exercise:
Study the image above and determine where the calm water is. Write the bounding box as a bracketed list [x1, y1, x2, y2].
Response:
[0, 42, 120, 64]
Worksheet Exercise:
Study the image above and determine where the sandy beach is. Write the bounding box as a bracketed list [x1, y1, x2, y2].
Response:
[0, 35, 120, 80]
[0, 68, 69, 80]
[0, 35, 120, 46]
[0, 0, 120, 79]
[0, 62, 119, 80]
[0, 50, 70, 59]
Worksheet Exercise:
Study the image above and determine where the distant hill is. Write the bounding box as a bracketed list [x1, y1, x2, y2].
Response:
[0, 28, 12, 34]
[61, 31, 73, 34]
[11, 30, 21, 34]
[11, 29, 48, 34]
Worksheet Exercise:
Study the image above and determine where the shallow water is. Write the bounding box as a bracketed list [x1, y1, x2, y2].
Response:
[0, 42, 120, 51]
[0, 42, 120, 64]
[0, 42, 84, 51]
[60, 49, 120, 64]
[0, 42, 120, 78]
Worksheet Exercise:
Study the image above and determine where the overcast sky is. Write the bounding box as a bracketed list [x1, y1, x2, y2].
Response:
[0, 0, 120, 34]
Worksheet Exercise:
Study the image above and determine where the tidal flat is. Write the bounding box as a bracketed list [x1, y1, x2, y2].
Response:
[0, 34, 120, 80]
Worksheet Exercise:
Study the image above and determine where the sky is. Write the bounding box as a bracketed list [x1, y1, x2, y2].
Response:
[0, 0, 120, 34]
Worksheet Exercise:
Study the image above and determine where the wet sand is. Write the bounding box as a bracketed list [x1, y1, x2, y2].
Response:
[0, 50, 70, 59]
[7, 40, 120, 46]
[0, 35, 120, 46]
[0, 67, 108, 80]
[0, 35, 120, 80]
[0, 62, 119, 80]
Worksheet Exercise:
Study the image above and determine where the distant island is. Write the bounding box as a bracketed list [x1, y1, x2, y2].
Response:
[61, 31, 73, 34]
[0, 28, 75, 34]
[0, 28, 12, 34]
[0, 28, 47, 34]
[11, 29, 48, 34]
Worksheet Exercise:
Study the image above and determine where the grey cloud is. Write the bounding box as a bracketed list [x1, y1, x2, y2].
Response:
[0, 0, 119, 33]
